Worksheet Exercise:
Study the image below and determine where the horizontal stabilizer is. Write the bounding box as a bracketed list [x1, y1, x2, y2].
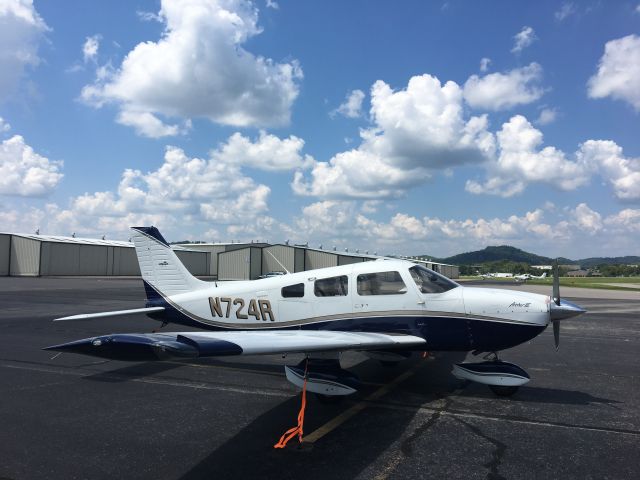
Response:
[54, 307, 165, 322]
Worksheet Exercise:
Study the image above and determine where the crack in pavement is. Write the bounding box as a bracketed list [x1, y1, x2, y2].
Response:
[456, 418, 508, 480]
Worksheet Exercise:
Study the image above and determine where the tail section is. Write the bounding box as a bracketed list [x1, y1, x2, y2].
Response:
[131, 226, 207, 298]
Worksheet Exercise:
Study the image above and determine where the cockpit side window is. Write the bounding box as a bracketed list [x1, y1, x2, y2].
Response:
[409, 265, 458, 294]
[314, 275, 348, 297]
[357, 271, 407, 295]
[281, 283, 304, 298]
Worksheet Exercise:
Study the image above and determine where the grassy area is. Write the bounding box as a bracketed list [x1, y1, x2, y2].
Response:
[527, 276, 640, 291]
[460, 275, 640, 292]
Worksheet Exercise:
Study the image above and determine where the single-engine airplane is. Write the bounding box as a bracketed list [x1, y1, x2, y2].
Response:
[514, 272, 548, 282]
[47, 227, 585, 399]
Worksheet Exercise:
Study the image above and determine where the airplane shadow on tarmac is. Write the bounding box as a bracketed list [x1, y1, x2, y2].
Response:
[179, 352, 468, 480]
[459, 383, 621, 408]
[81, 361, 184, 383]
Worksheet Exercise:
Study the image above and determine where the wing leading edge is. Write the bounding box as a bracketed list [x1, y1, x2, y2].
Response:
[45, 330, 426, 361]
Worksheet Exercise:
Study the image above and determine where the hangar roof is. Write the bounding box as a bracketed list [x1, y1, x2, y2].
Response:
[2, 232, 133, 247]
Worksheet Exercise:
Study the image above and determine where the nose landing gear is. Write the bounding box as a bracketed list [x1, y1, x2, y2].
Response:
[452, 352, 529, 397]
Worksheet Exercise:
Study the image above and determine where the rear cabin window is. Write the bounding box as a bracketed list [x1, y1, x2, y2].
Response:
[314, 275, 348, 297]
[357, 271, 407, 295]
[409, 265, 458, 294]
[282, 283, 304, 298]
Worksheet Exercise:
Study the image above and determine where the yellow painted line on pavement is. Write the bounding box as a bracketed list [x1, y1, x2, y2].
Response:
[303, 361, 425, 444]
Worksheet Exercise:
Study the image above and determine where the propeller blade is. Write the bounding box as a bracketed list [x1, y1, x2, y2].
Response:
[553, 320, 560, 349]
[552, 258, 560, 306]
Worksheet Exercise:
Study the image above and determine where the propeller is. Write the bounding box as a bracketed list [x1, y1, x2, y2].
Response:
[552, 258, 560, 349]
[549, 258, 587, 349]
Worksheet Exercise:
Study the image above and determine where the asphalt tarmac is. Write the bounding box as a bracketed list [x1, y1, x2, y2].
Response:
[1, 277, 638, 480]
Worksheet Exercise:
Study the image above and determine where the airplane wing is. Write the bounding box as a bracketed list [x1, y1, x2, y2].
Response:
[45, 330, 426, 361]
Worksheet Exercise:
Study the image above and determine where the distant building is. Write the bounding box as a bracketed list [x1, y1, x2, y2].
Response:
[566, 270, 588, 277]
[531, 265, 552, 270]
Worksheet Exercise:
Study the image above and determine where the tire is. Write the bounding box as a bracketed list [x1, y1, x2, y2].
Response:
[489, 385, 519, 397]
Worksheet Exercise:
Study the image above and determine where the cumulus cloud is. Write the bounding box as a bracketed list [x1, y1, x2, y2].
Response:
[465, 115, 589, 197]
[81, 0, 302, 137]
[604, 208, 640, 232]
[212, 131, 314, 171]
[116, 110, 189, 138]
[576, 139, 640, 200]
[479, 57, 491, 72]
[294, 74, 495, 199]
[332, 89, 365, 118]
[463, 63, 544, 111]
[570, 203, 602, 232]
[512, 26, 536, 53]
[0, 135, 63, 196]
[287, 200, 640, 257]
[290, 202, 573, 255]
[265, 0, 278, 9]
[588, 34, 640, 111]
[82, 35, 100, 63]
[0, 0, 49, 101]
[466, 118, 640, 199]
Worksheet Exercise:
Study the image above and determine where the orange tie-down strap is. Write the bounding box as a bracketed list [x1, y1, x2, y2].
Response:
[274, 358, 309, 449]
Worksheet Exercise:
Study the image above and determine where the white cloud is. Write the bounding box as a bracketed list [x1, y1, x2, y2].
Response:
[466, 118, 640, 199]
[294, 74, 495, 199]
[81, 0, 302, 137]
[576, 139, 640, 200]
[479, 57, 491, 72]
[535, 107, 557, 125]
[463, 63, 544, 111]
[511, 26, 536, 54]
[0, 116, 10, 132]
[82, 35, 100, 63]
[465, 115, 589, 197]
[116, 110, 188, 138]
[136, 10, 162, 22]
[212, 130, 313, 171]
[555, 2, 576, 21]
[290, 202, 576, 255]
[587, 34, 640, 111]
[332, 89, 365, 119]
[570, 203, 602, 232]
[604, 208, 640, 233]
[0, 135, 63, 196]
[0, 0, 49, 101]
[265, 0, 278, 9]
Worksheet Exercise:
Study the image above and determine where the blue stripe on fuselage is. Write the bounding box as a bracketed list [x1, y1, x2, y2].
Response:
[147, 299, 544, 353]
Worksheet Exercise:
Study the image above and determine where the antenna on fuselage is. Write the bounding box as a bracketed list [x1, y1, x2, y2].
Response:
[265, 249, 291, 275]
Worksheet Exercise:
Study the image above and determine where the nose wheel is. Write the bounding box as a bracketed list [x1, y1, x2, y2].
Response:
[453, 352, 529, 397]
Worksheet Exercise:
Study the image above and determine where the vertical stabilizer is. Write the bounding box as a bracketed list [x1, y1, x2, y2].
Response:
[131, 226, 207, 298]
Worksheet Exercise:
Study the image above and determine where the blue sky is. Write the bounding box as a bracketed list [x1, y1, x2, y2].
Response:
[0, 0, 639, 258]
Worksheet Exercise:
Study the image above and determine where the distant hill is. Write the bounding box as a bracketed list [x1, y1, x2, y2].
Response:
[431, 246, 554, 265]
[577, 256, 640, 267]
[417, 245, 639, 267]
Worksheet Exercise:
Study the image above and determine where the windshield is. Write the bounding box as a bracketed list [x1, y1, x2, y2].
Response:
[409, 265, 459, 294]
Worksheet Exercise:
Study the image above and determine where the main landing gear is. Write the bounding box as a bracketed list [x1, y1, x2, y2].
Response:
[452, 352, 530, 397]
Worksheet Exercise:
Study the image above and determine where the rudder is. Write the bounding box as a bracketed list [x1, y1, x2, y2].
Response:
[131, 226, 207, 298]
